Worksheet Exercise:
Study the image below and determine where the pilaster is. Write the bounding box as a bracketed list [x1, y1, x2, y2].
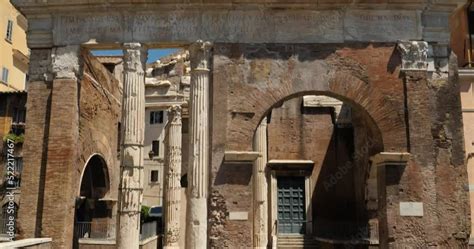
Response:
[41, 45, 81, 248]
[253, 117, 268, 249]
[370, 153, 410, 248]
[17, 48, 53, 239]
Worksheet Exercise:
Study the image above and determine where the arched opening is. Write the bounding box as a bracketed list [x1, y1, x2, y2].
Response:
[74, 154, 112, 241]
[258, 92, 383, 247]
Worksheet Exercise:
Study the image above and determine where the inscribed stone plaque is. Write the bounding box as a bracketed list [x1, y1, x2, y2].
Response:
[228, 211, 248, 221]
[53, 10, 344, 45]
[344, 10, 422, 42]
[399, 202, 423, 217]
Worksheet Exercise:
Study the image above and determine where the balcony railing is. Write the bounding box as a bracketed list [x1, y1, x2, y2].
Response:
[74, 220, 110, 239]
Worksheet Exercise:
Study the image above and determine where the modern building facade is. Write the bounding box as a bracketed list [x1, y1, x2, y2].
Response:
[0, 0, 28, 92]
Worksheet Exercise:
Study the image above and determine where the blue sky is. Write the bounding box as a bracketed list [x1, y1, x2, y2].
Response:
[91, 48, 179, 63]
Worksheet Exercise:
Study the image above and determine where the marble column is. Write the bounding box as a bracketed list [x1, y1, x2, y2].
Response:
[164, 105, 183, 249]
[186, 40, 212, 249]
[253, 117, 268, 249]
[117, 43, 147, 249]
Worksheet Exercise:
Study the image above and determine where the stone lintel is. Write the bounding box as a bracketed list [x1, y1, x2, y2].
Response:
[224, 151, 260, 162]
[267, 160, 315, 172]
[370, 152, 410, 166]
[17, 9, 459, 48]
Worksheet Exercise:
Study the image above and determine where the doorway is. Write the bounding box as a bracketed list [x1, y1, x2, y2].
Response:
[277, 176, 306, 234]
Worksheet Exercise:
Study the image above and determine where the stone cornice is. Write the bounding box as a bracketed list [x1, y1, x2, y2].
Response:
[12, 1, 462, 16]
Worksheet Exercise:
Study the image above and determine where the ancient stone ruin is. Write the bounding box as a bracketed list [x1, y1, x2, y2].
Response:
[9, 0, 471, 248]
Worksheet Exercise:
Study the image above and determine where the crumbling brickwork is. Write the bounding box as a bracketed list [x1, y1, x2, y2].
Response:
[18, 50, 122, 248]
[211, 43, 469, 247]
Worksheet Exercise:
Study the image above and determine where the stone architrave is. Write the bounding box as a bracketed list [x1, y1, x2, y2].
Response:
[117, 43, 147, 249]
[397, 40, 429, 71]
[164, 105, 183, 249]
[253, 117, 268, 249]
[186, 40, 212, 249]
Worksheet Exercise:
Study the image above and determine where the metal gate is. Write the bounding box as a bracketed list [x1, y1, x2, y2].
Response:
[277, 177, 305, 234]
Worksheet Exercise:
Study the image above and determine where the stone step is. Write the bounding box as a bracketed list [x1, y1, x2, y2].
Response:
[277, 235, 320, 248]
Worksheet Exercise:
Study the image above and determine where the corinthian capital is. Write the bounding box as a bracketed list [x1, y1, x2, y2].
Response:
[168, 105, 182, 124]
[397, 40, 428, 71]
[123, 43, 148, 73]
[189, 40, 212, 70]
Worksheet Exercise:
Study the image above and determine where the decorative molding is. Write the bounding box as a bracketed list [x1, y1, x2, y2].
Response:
[397, 40, 429, 71]
[224, 151, 261, 162]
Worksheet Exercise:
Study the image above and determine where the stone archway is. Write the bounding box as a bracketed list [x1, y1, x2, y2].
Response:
[251, 93, 385, 248]
[210, 43, 410, 248]
[74, 154, 112, 241]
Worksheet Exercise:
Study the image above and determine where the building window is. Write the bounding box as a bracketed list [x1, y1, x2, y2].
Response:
[150, 111, 164, 124]
[152, 140, 160, 156]
[150, 170, 159, 183]
[1, 67, 9, 84]
[13, 108, 26, 124]
[5, 20, 13, 42]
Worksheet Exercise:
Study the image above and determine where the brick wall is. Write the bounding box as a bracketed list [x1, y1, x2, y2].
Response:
[18, 49, 121, 248]
[211, 43, 469, 247]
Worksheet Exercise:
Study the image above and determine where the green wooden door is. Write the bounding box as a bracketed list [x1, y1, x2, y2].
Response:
[277, 177, 305, 234]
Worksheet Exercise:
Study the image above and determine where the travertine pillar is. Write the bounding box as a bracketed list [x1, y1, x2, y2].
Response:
[164, 105, 183, 249]
[371, 152, 410, 248]
[117, 43, 147, 249]
[42, 45, 81, 248]
[186, 40, 212, 249]
[253, 117, 268, 249]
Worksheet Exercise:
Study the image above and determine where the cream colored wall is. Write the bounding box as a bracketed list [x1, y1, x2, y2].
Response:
[0, 1, 28, 92]
[460, 76, 474, 239]
[142, 107, 168, 207]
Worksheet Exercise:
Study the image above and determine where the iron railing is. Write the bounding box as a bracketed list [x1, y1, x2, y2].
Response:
[74, 220, 110, 239]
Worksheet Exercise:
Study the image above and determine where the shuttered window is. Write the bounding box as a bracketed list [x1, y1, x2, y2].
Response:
[5, 20, 13, 42]
[1, 67, 9, 84]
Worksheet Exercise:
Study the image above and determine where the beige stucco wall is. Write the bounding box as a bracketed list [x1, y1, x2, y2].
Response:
[0, 1, 28, 92]
[142, 108, 168, 207]
[460, 74, 474, 240]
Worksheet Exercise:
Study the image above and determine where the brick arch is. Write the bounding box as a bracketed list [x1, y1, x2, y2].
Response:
[223, 53, 407, 153]
[77, 153, 110, 199]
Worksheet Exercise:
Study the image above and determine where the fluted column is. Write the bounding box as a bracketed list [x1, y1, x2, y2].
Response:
[164, 105, 183, 249]
[117, 43, 147, 249]
[186, 40, 212, 249]
[253, 117, 268, 249]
